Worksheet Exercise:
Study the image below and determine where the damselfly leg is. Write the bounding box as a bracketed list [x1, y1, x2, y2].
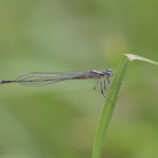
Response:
[104, 78, 106, 91]
[93, 80, 100, 91]
[93, 77, 113, 98]
[107, 77, 111, 85]
[100, 80, 105, 97]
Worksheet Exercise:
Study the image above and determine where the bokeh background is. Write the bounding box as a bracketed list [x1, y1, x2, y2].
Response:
[0, 1, 158, 158]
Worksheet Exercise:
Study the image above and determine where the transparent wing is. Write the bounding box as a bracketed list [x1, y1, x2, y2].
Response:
[16, 71, 89, 86]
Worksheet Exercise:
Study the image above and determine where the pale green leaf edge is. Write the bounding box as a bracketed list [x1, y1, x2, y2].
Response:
[92, 54, 158, 158]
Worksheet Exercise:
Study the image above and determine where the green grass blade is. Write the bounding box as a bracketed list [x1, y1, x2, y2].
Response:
[125, 54, 158, 65]
[92, 54, 158, 158]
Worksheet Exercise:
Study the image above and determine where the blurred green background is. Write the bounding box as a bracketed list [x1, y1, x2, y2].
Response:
[0, 0, 158, 158]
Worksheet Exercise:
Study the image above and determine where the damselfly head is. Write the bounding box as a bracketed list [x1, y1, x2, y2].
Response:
[104, 68, 113, 77]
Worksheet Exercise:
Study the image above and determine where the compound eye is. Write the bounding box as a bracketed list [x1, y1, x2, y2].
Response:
[106, 68, 112, 72]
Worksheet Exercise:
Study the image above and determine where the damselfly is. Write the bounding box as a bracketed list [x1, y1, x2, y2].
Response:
[0, 68, 113, 96]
